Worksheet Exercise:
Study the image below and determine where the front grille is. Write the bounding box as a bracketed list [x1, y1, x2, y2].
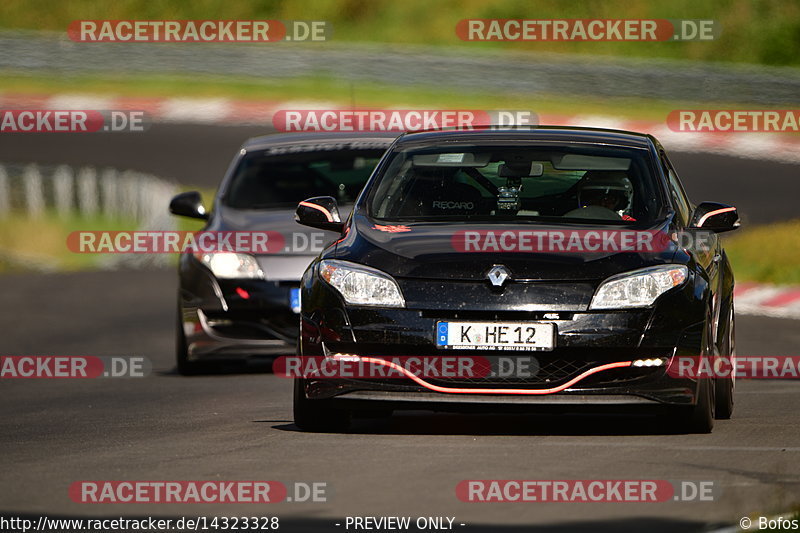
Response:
[423, 353, 604, 388]
[204, 310, 299, 341]
[419, 310, 574, 321]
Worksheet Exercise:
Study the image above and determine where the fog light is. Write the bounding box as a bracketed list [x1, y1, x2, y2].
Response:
[206, 319, 233, 327]
[330, 352, 360, 362]
[632, 358, 668, 367]
[321, 343, 362, 362]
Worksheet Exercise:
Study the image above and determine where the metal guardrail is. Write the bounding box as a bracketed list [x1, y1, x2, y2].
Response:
[0, 163, 178, 268]
[0, 163, 176, 228]
[1, 30, 800, 105]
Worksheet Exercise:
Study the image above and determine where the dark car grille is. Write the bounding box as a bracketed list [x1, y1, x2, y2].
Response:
[204, 310, 299, 342]
[442, 358, 591, 388]
[422, 353, 631, 389]
[419, 310, 575, 321]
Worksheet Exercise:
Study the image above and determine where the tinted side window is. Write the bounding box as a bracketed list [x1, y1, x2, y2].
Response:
[223, 149, 386, 209]
[660, 152, 692, 225]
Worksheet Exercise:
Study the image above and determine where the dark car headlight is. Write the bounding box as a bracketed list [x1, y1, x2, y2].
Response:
[319, 260, 405, 307]
[195, 252, 264, 279]
[590, 265, 689, 309]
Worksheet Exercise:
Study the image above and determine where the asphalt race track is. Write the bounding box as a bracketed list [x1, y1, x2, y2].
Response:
[2, 123, 800, 532]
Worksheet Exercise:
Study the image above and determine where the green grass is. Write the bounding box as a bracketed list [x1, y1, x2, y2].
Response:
[0, 185, 214, 273]
[0, 71, 770, 126]
[724, 219, 800, 285]
[0, 210, 142, 272]
[1, 0, 799, 66]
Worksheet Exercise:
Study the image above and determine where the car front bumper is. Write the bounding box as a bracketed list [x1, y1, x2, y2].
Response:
[298, 276, 711, 408]
[179, 254, 300, 361]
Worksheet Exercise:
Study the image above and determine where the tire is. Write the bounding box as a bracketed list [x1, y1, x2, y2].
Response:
[293, 378, 351, 432]
[715, 305, 735, 419]
[688, 375, 715, 433]
[176, 305, 201, 376]
[665, 373, 715, 434]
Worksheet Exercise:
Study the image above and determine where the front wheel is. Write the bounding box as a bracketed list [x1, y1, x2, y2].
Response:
[663, 375, 715, 434]
[176, 304, 203, 376]
[293, 378, 351, 432]
[715, 304, 735, 419]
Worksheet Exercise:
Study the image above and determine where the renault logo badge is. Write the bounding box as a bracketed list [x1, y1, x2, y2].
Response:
[487, 265, 511, 287]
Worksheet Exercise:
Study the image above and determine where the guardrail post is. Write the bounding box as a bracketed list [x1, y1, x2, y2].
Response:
[77, 166, 99, 218]
[0, 165, 9, 218]
[120, 170, 139, 220]
[100, 167, 118, 219]
[23, 164, 45, 219]
[53, 165, 74, 219]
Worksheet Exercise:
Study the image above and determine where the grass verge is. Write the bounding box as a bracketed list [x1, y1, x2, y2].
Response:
[723, 219, 800, 285]
[1, 0, 800, 66]
[0, 71, 744, 125]
[0, 188, 211, 274]
[0, 210, 141, 272]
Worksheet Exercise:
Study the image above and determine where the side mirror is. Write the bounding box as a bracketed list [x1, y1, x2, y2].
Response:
[295, 196, 345, 233]
[169, 191, 209, 220]
[690, 202, 740, 233]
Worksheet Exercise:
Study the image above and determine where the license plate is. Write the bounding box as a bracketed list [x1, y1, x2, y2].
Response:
[435, 321, 555, 351]
[289, 288, 301, 314]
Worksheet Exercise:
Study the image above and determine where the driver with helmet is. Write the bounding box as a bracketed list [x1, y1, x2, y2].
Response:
[566, 171, 636, 221]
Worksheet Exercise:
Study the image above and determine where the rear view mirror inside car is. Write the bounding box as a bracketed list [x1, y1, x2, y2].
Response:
[497, 161, 544, 177]
[552, 154, 632, 170]
[412, 152, 491, 167]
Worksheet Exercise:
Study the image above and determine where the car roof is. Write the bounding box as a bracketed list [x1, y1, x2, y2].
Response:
[243, 131, 399, 151]
[394, 126, 655, 149]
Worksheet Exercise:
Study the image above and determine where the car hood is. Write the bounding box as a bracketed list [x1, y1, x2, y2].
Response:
[333, 214, 679, 282]
[212, 205, 344, 281]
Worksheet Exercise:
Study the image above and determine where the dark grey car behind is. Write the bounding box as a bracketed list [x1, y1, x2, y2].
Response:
[171, 132, 397, 374]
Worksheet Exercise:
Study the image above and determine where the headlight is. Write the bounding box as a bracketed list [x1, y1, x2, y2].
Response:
[590, 265, 688, 309]
[195, 252, 263, 279]
[319, 260, 405, 307]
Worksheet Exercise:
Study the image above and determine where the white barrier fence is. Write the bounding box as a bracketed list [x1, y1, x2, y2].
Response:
[0, 163, 179, 269]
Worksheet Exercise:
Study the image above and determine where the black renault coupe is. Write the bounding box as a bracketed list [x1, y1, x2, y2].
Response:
[293, 127, 739, 433]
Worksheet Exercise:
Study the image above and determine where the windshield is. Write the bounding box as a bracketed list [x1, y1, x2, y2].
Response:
[367, 144, 660, 224]
[223, 147, 386, 209]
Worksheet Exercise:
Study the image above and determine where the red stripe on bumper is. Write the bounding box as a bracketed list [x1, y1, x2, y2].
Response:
[358, 357, 633, 395]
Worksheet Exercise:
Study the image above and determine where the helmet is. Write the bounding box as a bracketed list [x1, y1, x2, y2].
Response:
[577, 171, 633, 213]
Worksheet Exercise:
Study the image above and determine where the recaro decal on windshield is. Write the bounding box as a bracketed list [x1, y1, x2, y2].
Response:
[432, 201, 475, 210]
